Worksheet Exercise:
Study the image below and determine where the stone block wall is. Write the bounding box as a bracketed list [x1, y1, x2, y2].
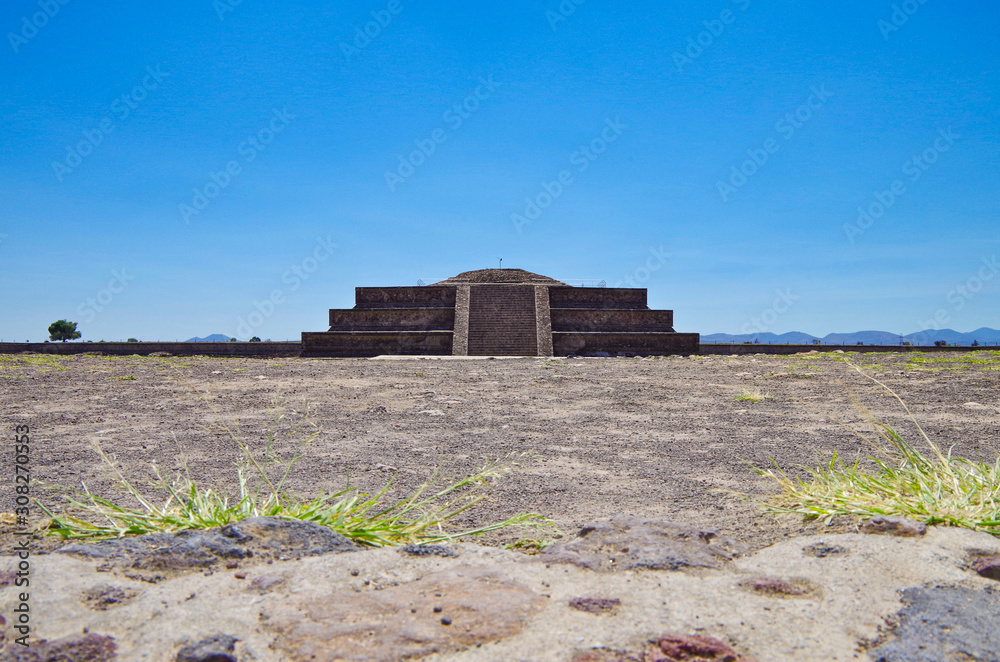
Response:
[553, 332, 699, 356]
[550, 309, 674, 332]
[0, 342, 302, 357]
[355, 287, 456, 309]
[534, 285, 553, 356]
[300, 331, 452, 357]
[548, 287, 647, 309]
[328, 308, 454, 331]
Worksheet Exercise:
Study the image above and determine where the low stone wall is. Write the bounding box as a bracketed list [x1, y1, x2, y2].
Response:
[550, 309, 674, 332]
[300, 331, 452, 357]
[328, 308, 455, 331]
[5, 341, 977, 359]
[699, 343, 986, 355]
[553, 332, 700, 356]
[0, 342, 301, 357]
[354, 287, 456, 309]
[548, 287, 647, 310]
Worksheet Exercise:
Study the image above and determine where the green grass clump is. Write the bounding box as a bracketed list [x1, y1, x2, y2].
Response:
[37, 400, 552, 547]
[734, 389, 768, 402]
[757, 367, 1000, 535]
[38, 452, 546, 547]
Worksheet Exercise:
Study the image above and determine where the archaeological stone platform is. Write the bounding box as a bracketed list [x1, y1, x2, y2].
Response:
[300, 269, 699, 357]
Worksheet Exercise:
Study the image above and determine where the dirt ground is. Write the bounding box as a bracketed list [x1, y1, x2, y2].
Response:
[1, 350, 998, 553]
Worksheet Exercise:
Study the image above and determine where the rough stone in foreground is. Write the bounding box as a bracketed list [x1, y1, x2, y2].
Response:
[569, 597, 621, 615]
[860, 516, 927, 537]
[802, 542, 848, 558]
[57, 516, 358, 573]
[265, 568, 545, 661]
[541, 517, 745, 572]
[0, 632, 117, 661]
[81, 584, 138, 611]
[739, 576, 813, 597]
[972, 556, 1000, 581]
[573, 633, 757, 662]
[401, 543, 458, 558]
[867, 586, 1000, 661]
[175, 634, 237, 662]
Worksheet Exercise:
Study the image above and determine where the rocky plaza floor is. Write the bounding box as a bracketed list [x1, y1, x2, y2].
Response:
[2, 350, 998, 551]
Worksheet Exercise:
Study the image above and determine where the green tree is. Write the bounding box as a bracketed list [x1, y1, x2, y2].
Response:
[48, 320, 81, 342]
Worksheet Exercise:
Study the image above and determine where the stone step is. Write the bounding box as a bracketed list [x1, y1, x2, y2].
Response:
[467, 285, 538, 356]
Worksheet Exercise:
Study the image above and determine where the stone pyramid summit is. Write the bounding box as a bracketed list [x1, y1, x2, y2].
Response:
[301, 268, 698, 357]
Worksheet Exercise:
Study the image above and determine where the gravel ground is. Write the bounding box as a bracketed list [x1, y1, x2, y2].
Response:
[1, 350, 998, 552]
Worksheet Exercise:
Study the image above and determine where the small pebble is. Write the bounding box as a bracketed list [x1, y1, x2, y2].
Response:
[234, 572, 246, 579]
[440, 617, 452, 625]
[433, 606, 442, 613]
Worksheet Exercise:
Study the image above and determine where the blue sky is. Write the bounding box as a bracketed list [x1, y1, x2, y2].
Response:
[1, 0, 997, 341]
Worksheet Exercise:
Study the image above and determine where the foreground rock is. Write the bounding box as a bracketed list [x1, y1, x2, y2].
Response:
[2, 518, 1000, 661]
[540, 517, 746, 572]
[56, 517, 358, 581]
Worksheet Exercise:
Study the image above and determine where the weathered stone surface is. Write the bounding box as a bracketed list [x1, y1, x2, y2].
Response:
[6, 525, 1000, 661]
[569, 597, 621, 615]
[573, 633, 757, 662]
[249, 573, 285, 592]
[264, 568, 546, 661]
[572, 649, 644, 662]
[401, 543, 458, 558]
[860, 516, 927, 537]
[739, 577, 813, 597]
[866, 586, 1000, 661]
[801, 542, 848, 558]
[656, 633, 755, 661]
[57, 516, 358, 574]
[541, 517, 746, 572]
[971, 556, 1000, 581]
[80, 584, 138, 611]
[175, 634, 237, 662]
[0, 633, 117, 661]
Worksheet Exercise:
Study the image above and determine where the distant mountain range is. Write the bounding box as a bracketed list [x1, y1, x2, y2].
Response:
[702, 328, 1000, 346]
[186, 334, 232, 342]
